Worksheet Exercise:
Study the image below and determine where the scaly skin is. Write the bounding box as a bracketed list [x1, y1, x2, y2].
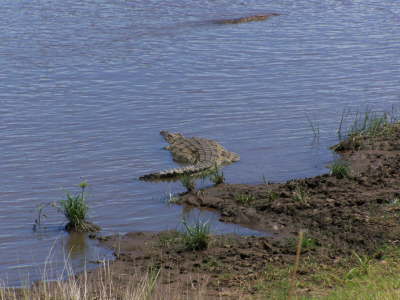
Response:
[214, 13, 280, 25]
[139, 131, 240, 180]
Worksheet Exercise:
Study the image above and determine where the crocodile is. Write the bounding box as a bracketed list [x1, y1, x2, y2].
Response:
[139, 131, 240, 180]
[213, 13, 280, 25]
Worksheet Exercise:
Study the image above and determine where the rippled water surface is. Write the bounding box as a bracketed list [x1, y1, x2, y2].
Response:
[1, 0, 400, 285]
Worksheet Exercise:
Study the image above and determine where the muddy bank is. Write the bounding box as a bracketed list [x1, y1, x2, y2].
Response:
[17, 123, 400, 299]
[178, 123, 400, 257]
[74, 123, 400, 299]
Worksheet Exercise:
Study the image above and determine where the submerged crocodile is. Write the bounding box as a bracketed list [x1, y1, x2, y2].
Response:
[139, 131, 240, 180]
[213, 13, 280, 25]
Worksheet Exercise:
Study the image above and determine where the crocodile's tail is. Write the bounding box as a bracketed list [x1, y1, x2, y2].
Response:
[139, 161, 214, 181]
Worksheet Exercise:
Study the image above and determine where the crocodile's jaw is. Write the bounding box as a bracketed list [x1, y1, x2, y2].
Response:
[230, 152, 240, 162]
[219, 150, 240, 164]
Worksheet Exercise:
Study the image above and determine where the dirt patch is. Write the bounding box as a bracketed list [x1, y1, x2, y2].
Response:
[89, 231, 281, 299]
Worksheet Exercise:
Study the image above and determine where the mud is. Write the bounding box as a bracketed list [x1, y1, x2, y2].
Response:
[179, 124, 400, 257]
[30, 124, 400, 298]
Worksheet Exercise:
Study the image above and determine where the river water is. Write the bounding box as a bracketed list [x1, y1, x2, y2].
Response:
[1, 0, 399, 286]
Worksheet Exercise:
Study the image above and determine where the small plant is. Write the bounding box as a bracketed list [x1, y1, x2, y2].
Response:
[286, 233, 318, 253]
[179, 175, 196, 192]
[146, 264, 161, 297]
[306, 114, 320, 140]
[390, 197, 400, 206]
[234, 193, 256, 205]
[301, 236, 318, 251]
[209, 166, 225, 185]
[182, 219, 210, 251]
[33, 202, 56, 231]
[262, 174, 268, 184]
[292, 185, 309, 204]
[164, 191, 180, 204]
[348, 111, 390, 138]
[264, 190, 279, 202]
[335, 109, 399, 151]
[345, 252, 372, 280]
[329, 159, 351, 179]
[60, 181, 99, 232]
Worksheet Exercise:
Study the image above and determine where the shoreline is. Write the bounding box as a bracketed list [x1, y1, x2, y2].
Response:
[6, 121, 400, 299]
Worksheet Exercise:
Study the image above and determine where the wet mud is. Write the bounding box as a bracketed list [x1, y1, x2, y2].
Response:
[23, 124, 400, 299]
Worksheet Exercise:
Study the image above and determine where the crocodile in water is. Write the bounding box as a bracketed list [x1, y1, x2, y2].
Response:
[213, 13, 280, 25]
[139, 131, 240, 180]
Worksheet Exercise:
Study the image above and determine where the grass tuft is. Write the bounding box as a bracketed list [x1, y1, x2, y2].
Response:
[335, 109, 399, 151]
[182, 219, 210, 251]
[292, 185, 310, 204]
[234, 193, 256, 205]
[60, 181, 99, 232]
[209, 166, 225, 185]
[328, 159, 351, 179]
[179, 175, 196, 192]
[264, 190, 279, 202]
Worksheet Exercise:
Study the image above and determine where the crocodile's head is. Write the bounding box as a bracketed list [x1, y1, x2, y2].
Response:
[160, 131, 184, 144]
[226, 151, 240, 163]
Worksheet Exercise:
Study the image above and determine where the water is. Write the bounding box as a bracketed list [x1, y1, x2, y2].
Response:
[1, 0, 399, 286]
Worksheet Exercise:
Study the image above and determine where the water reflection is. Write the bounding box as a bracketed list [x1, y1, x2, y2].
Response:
[64, 232, 88, 260]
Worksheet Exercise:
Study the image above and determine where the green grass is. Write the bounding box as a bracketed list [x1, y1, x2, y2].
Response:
[292, 185, 310, 204]
[286, 234, 319, 253]
[264, 190, 279, 202]
[348, 111, 392, 138]
[60, 181, 98, 232]
[314, 251, 400, 300]
[328, 159, 350, 179]
[336, 109, 399, 150]
[182, 219, 210, 251]
[179, 175, 196, 192]
[234, 193, 256, 205]
[253, 244, 400, 300]
[209, 166, 225, 185]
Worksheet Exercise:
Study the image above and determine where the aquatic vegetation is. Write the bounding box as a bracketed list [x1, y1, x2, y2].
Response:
[60, 181, 99, 232]
[182, 219, 210, 251]
[165, 192, 180, 204]
[209, 166, 225, 185]
[179, 175, 196, 192]
[33, 202, 55, 231]
[306, 114, 320, 140]
[335, 108, 400, 150]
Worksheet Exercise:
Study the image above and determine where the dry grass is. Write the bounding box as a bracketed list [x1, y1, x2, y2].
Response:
[0, 260, 213, 300]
